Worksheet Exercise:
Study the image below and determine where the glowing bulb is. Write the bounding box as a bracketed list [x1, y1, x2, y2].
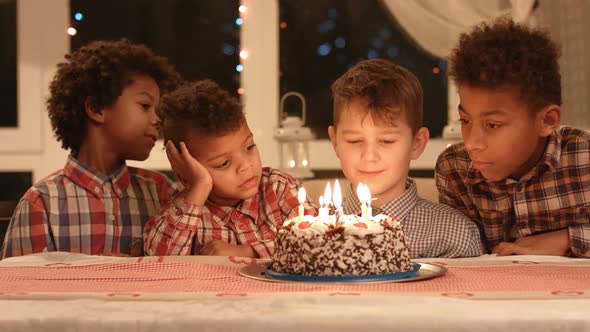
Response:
[235, 18, 243, 25]
[67, 27, 77, 36]
[239, 50, 249, 59]
[289, 160, 296, 168]
[237, 87, 245, 95]
[301, 159, 308, 167]
[74, 12, 84, 21]
[236, 64, 244, 72]
[239, 5, 247, 14]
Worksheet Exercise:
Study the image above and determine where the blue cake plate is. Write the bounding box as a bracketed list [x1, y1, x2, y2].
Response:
[263, 262, 421, 283]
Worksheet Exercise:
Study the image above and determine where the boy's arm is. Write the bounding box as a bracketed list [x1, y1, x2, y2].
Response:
[144, 141, 214, 256]
[1, 192, 54, 259]
[143, 195, 204, 256]
[492, 229, 572, 256]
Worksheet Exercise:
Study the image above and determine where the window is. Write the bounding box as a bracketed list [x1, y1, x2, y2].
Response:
[69, 0, 241, 95]
[279, 0, 447, 138]
[0, 0, 17, 127]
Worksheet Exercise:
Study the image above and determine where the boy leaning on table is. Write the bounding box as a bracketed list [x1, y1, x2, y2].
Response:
[1, 39, 182, 259]
[327, 58, 483, 258]
[436, 18, 590, 257]
[143, 79, 317, 258]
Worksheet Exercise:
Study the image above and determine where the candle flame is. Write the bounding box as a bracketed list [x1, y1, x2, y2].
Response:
[298, 187, 306, 204]
[324, 182, 332, 205]
[333, 180, 342, 208]
[365, 184, 372, 207]
[319, 195, 324, 207]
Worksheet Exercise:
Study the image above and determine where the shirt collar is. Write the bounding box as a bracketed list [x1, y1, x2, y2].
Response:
[343, 177, 418, 222]
[464, 130, 561, 186]
[63, 154, 130, 198]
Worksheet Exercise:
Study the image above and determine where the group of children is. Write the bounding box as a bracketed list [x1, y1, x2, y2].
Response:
[2, 18, 588, 259]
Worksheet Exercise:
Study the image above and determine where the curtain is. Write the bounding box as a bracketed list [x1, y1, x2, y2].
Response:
[380, 0, 537, 58]
[537, 0, 590, 131]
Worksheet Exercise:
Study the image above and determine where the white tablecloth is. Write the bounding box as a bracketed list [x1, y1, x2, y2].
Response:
[0, 252, 588, 332]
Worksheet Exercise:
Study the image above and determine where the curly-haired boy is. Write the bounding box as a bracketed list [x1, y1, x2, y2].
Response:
[144, 80, 316, 258]
[436, 18, 590, 257]
[2, 39, 182, 258]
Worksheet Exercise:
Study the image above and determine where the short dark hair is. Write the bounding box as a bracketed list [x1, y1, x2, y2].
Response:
[331, 59, 423, 134]
[47, 39, 181, 155]
[448, 17, 561, 111]
[159, 79, 245, 145]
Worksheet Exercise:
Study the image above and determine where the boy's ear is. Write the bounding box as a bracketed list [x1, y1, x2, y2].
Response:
[537, 104, 561, 137]
[328, 125, 339, 158]
[409, 127, 429, 160]
[84, 97, 105, 124]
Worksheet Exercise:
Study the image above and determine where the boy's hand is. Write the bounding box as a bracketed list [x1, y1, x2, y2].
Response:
[492, 229, 570, 256]
[200, 240, 257, 257]
[165, 140, 213, 205]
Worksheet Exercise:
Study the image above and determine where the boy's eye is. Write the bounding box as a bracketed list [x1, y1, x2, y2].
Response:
[139, 103, 151, 110]
[246, 143, 257, 151]
[458, 118, 470, 125]
[485, 123, 502, 129]
[345, 140, 362, 144]
[380, 140, 395, 144]
[215, 160, 231, 169]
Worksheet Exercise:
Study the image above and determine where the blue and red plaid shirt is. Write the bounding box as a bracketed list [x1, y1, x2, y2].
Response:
[1, 155, 180, 259]
[436, 127, 590, 257]
[144, 167, 317, 258]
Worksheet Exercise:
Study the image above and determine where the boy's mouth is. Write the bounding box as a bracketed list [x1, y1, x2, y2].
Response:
[358, 170, 383, 177]
[239, 176, 259, 190]
[472, 160, 493, 171]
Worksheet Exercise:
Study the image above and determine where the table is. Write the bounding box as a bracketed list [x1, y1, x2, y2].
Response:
[0, 252, 588, 331]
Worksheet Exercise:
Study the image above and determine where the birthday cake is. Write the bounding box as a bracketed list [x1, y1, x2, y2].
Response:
[270, 214, 413, 276]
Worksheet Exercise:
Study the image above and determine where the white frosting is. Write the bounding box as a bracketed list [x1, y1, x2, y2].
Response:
[284, 213, 395, 237]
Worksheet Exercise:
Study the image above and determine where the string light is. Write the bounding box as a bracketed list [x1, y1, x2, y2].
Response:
[239, 5, 247, 16]
[67, 27, 77, 36]
[236, 64, 244, 72]
[74, 12, 84, 21]
[239, 50, 249, 59]
[237, 87, 245, 95]
[235, 18, 243, 26]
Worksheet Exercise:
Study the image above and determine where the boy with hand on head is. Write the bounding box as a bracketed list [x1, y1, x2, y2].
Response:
[436, 18, 590, 257]
[143, 80, 316, 258]
[2, 39, 182, 259]
[329, 59, 483, 258]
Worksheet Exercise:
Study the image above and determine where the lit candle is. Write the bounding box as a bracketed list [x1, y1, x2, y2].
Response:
[365, 184, 372, 218]
[333, 180, 343, 225]
[357, 183, 368, 221]
[318, 182, 332, 223]
[298, 187, 306, 221]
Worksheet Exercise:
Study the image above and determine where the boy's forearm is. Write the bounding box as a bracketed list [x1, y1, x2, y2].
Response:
[143, 195, 203, 256]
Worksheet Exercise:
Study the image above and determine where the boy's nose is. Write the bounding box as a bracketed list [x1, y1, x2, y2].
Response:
[464, 127, 486, 152]
[361, 143, 379, 162]
[237, 158, 252, 173]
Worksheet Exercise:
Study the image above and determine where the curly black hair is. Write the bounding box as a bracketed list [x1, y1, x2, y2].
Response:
[158, 79, 245, 145]
[331, 59, 423, 134]
[47, 39, 181, 155]
[448, 17, 561, 111]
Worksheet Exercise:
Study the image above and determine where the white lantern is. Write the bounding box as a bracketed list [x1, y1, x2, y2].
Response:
[274, 91, 315, 179]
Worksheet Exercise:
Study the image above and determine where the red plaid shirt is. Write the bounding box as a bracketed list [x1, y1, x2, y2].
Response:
[1, 155, 180, 259]
[144, 167, 317, 258]
[436, 127, 590, 257]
